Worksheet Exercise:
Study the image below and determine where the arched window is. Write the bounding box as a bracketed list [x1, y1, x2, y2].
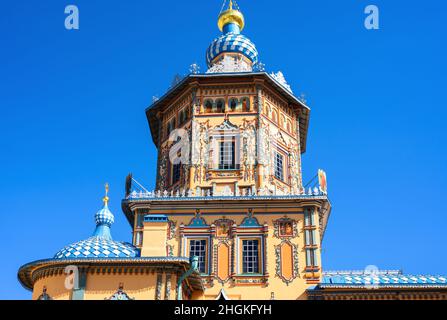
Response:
[229, 98, 238, 112]
[287, 120, 292, 133]
[167, 121, 172, 137]
[272, 110, 278, 123]
[280, 115, 286, 128]
[167, 118, 176, 137]
[265, 104, 272, 117]
[179, 109, 186, 125]
[216, 99, 225, 113]
[205, 100, 214, 113]
[241, 97, 250, 112]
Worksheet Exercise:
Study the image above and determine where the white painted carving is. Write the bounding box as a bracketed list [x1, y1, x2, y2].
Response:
[270, 71, 293, 93]
[207, 55, 252, 74]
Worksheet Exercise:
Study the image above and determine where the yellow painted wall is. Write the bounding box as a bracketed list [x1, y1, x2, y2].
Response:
[84, 273, 158, 300]
[133, 209, 322, 300]
[32, 274, 71, 300]
[32, 272, 179, 300]
[141, 221, 168, 257]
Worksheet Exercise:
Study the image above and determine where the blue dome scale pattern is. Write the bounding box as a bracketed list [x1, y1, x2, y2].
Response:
[54, 237, 138, 259]
[206, 33, 259, 68]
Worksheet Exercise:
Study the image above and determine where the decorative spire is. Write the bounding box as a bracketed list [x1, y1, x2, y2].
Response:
[93, 183, 115, 240]
[103, 183, 109, 206]
[218, 0, 245, 34]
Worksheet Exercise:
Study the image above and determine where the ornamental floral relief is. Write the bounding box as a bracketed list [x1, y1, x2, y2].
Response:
[258, 120, 272, 185]
[241, 120, 256, 182]
[157, 145, 169, 191]
[166, 244, 174, 257]
[213, 240, 232, 284]
[192, 120, 210, 183]
[214, 219, 234, 238]
[167, 220, 177, 240]
[288, 142, 300, 190]
[275, 240, 300, 286]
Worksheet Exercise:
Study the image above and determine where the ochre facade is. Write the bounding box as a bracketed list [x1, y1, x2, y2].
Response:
[18, 1, 446, 301]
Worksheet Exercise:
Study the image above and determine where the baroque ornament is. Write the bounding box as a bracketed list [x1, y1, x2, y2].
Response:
[275, 240, 300, 285]
[241, 121, 256, 181]
[167, 220, 177, 240]
[192, 121, 210, 182]
[214, 219, 234, 238]
[213, 240, 233, 284]
[207, 55, 252, 74]
[273, 218, 298, 239]
[106, 284, 135, 300]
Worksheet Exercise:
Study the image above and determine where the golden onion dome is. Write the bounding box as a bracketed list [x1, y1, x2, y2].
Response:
[218, 1, 245, 32]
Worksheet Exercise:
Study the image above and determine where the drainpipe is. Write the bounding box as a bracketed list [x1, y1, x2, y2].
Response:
[176, 256, 199, 300]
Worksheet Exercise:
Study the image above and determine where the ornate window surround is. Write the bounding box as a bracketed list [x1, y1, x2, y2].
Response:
[274, 239, 300, 285]
[213, 240, 233, 284]
[273, 217, 298, 239]
[235, 235, 264, 276]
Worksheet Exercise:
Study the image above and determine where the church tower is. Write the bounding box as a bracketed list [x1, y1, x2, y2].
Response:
[123, 0, 331, 300]
[18, 1, 447, 301]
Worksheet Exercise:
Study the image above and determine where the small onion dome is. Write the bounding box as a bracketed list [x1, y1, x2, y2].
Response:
[53, 184, 139, 259]
[94, 201, 114, 227]
[206, 33, 259, 68]
[206, 0, 259, 68]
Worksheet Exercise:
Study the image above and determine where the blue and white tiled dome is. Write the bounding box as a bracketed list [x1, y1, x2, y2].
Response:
[54, 237, 138, 259]
[53, 188, 139, 260]
[206, 33, 259, 68]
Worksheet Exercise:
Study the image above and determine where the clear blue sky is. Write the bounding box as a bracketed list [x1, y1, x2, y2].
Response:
[1, 0, 446, 299]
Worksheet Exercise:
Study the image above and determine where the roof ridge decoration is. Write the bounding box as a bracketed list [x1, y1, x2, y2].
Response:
[323, 270, 403, 276]
[320, 271, 447, 288]
[270, 71, 293, 93]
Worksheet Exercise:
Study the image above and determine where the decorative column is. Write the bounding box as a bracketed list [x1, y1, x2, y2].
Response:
[71, 268, 87, 300]
[164, 273, 172, 300]
[155, 272, 163, 300]
[189, 87, 199, 191]
[255, 84, 263, 190]
[295, 115, 303, 191]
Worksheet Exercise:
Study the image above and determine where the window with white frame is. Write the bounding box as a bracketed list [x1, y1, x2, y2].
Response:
[306, 249, 318, 268]
[304, 208, 319, 268]
[274, 151, 284, 181]
[242, 239, 260, 274]
[189, 239, 208, 274]
[219, 140, 236, 170]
